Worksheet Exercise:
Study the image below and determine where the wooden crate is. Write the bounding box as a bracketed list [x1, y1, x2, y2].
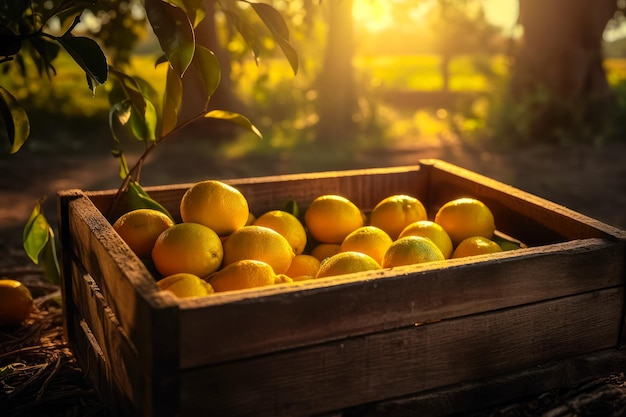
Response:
[57, 159, 626, 417]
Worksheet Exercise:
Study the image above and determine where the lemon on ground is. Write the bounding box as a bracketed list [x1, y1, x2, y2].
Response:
[369, 195, 428, 240]
[304, 195, 364, 243]
[434, 197, 496, 246]
[382, 236, 445, 268]
[112, 208, 174, 258]
[0, 279, 34, 327]
[157, 273, 214, 298]
[316, 251, 381, 278]
[452, 236, 503, 259]
[151, 223, 223, 278]
[254, 210, 307, 255]
[285, 254, 321, 278]
[398, 220, 454, 259]
[180, 180, 249, 236]
[222, 225, 295, 274]
[339, 226, 393, 265]
[310, 243, 341, 262]
[208, 260, 278, 292]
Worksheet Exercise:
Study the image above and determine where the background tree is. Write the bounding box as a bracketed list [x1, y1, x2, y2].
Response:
[502, 0, 622, 144]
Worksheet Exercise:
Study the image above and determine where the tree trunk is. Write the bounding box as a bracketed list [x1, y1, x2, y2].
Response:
[315, 0, 358, 143]
[512, 0, 616, 100]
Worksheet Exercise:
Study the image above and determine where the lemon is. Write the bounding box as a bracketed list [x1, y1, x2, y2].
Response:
[285, 254, 321, 278]
[369, 195, 428, 240]
[434, 198, 496, 246]
[254, 210, 307, 255]
[0, 279, 34, 328]
[112, 208, 174, 258]
[339, 226, 393, 265]
[382, 236, 445, 268]
[151, 223, 223, 278]
[398, 220, 454, 259]
[208, 260, 279, 292]
[316, 251, 381, 278]
[309, 243, 341, 262]
[451, 236, 503, 259]
[157, 273, 214, 298]
[222, 225, 295, 274]
[304, 195, 364, 243]
[180, 180, 249, 236]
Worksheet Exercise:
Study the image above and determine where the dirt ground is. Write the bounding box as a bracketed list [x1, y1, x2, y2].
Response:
[1, 132, 626, 416]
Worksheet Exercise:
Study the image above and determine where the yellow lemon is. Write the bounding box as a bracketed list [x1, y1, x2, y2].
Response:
[316, 251, 381, 279]
[157, 273, 214, 298]
[151, 223, 223, 278]
[285, 254, 321, 278]
[222, 225, 295, 274]
[398, 220, 454, 259]
[339, 226, 393, 265]
[304, 195, 364, 243]
[452, 236, 503, 259]
[112, 208, 174, 258]
[0, 279, 34, 328]
[381, 236, 445, 268]
[254, 210, 307, 255]
[309, 243, 341, 262]
[434, 198, 496, 246]
[369, 195, 428, 240]
[208, 260, 278, 292]
[180, 180, 249, 236]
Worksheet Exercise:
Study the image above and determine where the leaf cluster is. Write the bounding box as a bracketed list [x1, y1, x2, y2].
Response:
[5, 0, 299, 284]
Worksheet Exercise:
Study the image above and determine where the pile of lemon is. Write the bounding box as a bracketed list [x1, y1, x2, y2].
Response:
[112, 180, 516, 299]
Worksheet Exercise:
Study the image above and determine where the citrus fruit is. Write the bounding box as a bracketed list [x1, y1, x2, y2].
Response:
[179, 180, 249, 236]
[339, 226, 393, 265]
[451, 236, 503, 259]
[254, 210, 307, 255]
[304, 195, 364, 243]
[157, 273, 214, 298]
[310, 243, 341, 262]
[0, 279, 34, 327]
[151, 222, 223, 278]
[208, 260, 278, 292]
[369, 195, 428, 240]
[434, 198, 496, 246]
[316, 251, 381, 279]
[381, 236, 445, 268]
[112, 208, 174, 258]
[398, 220, 454, 259]
[222, 225, 295, 274]
[285, 254, 321, 278]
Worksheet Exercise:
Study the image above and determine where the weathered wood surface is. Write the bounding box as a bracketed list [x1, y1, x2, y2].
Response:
[56, 160, 626, 417]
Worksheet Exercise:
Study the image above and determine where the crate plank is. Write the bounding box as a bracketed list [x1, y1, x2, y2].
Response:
[177, 238, 623, 367]
[179, 287, 623, 417]
[423, 159, 626, 245]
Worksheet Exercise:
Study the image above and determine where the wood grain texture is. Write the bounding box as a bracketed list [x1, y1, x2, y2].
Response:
[177, 237, 623, 368]
[178, 288, 623, 417]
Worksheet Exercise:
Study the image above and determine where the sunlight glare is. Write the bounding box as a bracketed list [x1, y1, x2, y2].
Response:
[353, 0, 393, 33]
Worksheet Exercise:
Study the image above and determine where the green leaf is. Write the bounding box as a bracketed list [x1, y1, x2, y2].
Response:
[0, 86, 30, 154]
[28, 36, 60, 79]
[283, 200, 299, 218]
[161, 66, 183, 136]
[23, 200, 50, 265]
[249, 2, 298, 74]
[145, 0, 195, 76]
[109, 100, 133, 143]
[58, 35, 108, 92]
[0, 365, 14, 376]
[40, 231, 61, 286]
[204, 110, 263, 139]
[191, 45, 221, 106]
[111, 148, 130, 179]
[126, 182, 174, 221]
[223, 10, 262, 64]
[108, 67, 147, 115]
[129, 98, 157, 141]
